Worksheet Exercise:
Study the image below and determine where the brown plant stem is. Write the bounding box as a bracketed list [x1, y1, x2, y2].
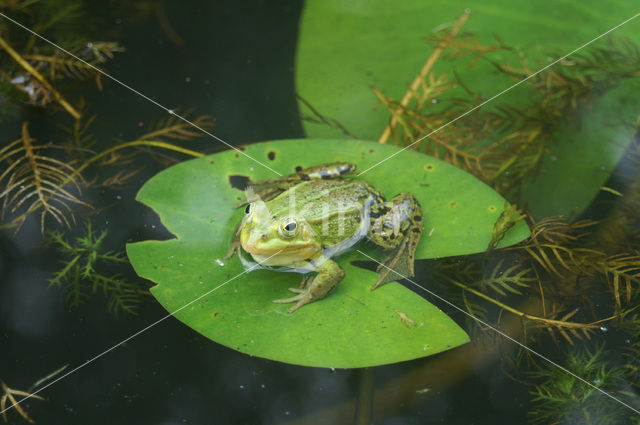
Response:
[73, 140, 204, 177]
[0, 140, 203, 231]
[354, 368, 374, 425]
[1, 378, 43, 424]
[442, 275, 624, 331]
[378, 10, 469, 144]
[0, 34, 81, 120]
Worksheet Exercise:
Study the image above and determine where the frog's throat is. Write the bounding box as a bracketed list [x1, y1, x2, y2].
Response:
[239, 249, 315, 274]
[321, 195, 374, 259]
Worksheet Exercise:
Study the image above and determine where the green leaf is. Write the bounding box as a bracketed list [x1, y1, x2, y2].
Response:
[295, 0, 640, 218]
[520, 79, 640, 218]
[126, 139, 530, 368]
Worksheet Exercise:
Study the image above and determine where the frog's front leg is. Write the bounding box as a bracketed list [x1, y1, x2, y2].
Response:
[367, 193, 423, 290]
[273, 259, 345, 313]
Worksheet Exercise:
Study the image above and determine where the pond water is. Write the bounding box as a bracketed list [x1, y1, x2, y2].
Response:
[1, 1, 639, 424]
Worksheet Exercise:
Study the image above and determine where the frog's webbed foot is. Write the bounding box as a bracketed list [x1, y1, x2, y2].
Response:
[273, 260, 344, 313]
[372, 236, 418, 290]
[367, 193, 423, 290]
[273, 288, 310, 313]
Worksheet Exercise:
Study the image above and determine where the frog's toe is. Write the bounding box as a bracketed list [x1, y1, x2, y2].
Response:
[272, 287, 304, 303]
[298, 275, 311, 289]
[273, 291, 312, 313]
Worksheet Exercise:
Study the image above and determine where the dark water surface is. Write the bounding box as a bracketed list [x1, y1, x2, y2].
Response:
[4, 1, 632, 424]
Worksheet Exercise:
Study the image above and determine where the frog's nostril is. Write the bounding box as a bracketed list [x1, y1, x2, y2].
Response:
[261, 234, 267, 241]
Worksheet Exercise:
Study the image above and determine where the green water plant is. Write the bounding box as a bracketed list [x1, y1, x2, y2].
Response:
[296, 3, 640, 220]
[296, 8, 640, 383]
[0, 110, 211, 311]
[0, 2, 214, 316]
[527, 344, 636, 425]
[373, 32, 640, 206]
[48, 222, 149, 315]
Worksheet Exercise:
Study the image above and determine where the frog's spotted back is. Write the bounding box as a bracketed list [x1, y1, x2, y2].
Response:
[298, 162, 356, 180]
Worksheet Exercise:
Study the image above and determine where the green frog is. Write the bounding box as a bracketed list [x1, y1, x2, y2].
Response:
[225, 162, 423, 313]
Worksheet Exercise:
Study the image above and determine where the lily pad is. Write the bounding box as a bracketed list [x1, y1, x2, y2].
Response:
[295, 0, 640, 218]
[127, 139, 530, 368]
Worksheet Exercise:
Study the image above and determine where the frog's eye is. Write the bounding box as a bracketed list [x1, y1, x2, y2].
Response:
[245, 204, 252, 214]
[279, 219, 299, 238]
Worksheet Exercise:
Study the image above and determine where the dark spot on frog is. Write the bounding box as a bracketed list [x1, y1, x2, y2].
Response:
[295, 165, 303, 172]
[489, 206, 496, 211]
[214, 312, 219, 317]
[267, 151, 276, 160]
[450, 202, 456, 208]
[370, 210, 383, 219]
[369, 148, 374, 153]
[426, 165, 433, 170]
[153, 266, 157, 269]
[209, 160, 215, 164]
[420, 183, 430, 187]
[235, 153, 239, 158]
[228, 175, 251, 190]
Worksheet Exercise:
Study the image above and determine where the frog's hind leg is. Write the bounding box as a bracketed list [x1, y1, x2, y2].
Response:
[297, 274, 312, 289]
[295, 162, 356, 179]
[273, 259, 345, 313]
[367, 193, 423, 290]
[235, 162, 357, 207]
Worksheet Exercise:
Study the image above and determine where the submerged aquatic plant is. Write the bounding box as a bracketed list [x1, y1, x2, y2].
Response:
[361, 13, 640, 423]
[0, 122, 87, 232]
[527, 344, 636, 425]
[48, 222, 149, 315]
[0, 109, 211, 312]
[0, 365, 67, 424]
[0, 0, 214, 316]
[0, 378, 43, 424]
[373, 16, 640, 201]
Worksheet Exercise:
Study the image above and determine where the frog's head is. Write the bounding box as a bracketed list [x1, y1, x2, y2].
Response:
[239, 199, 320, 264]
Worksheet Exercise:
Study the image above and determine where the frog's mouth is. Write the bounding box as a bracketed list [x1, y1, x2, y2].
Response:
[237, 249, 315, 274]
[242, 244, 319, 264]
[247, 250, 316, 267]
